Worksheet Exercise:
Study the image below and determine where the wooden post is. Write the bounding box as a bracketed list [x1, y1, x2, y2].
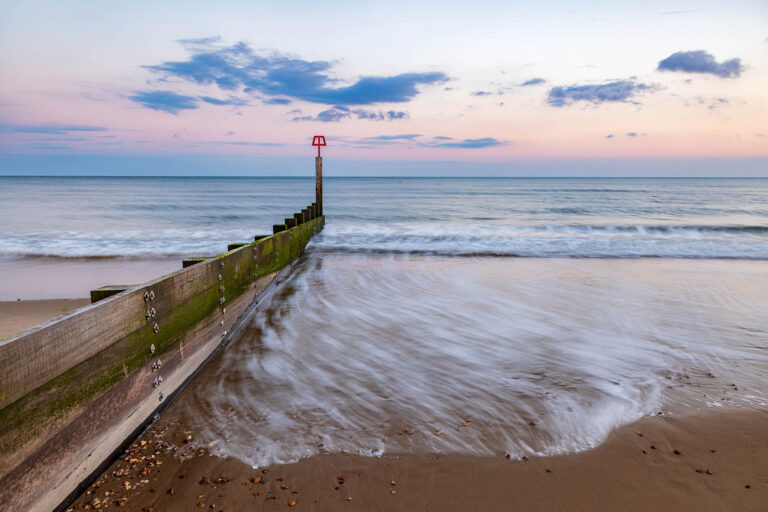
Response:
[89, 285, 134, 303]
[293, 212, 303, 225]
[301, 208, 310, 223]
[285, 218, 297, 228]
[315, 157, 322, 216]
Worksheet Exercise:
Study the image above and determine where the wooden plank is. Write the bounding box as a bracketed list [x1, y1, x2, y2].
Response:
[0, 215, 324, 511]
[90, 285, 134, 303]
[315, 157, 323, 215]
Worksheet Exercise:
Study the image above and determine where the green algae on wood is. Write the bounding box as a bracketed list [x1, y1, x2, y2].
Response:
[0, 217, 324, 471]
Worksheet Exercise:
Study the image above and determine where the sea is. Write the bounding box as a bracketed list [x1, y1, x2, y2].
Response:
[1, 176, 767, 465]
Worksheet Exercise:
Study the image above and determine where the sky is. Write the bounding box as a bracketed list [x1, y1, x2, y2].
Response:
[0, 0, 766, 176]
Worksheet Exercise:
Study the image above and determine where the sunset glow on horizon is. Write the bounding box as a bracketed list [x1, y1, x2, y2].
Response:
[1, 0, 766, 175]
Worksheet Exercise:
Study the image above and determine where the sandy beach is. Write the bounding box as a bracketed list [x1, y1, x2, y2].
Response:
[0, 298, 89, 340]
[67, 408, 768, 511]
[59, 254, 768, 511]
[0, 257, 180, 301]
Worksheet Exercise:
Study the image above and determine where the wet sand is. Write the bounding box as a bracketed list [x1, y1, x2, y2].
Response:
[68, 408, 768, 511]
[0, 298, 89, 340]
[0, 258, 180, 301]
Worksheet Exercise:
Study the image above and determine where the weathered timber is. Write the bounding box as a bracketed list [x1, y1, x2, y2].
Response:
[294, 212, 303, 225]
[0, 217, 324, 512]
[90, 285, 134, 304]
[182, 257, 211, 268]
[285, 218, 297, 228]
[315, 157, 323, 215]
[273, 224, 286, 234]
[227, 243, 250, 251]
[302, 208, 310, 223]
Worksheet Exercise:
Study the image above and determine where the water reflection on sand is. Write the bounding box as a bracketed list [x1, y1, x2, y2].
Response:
[162, 254, 768, 467]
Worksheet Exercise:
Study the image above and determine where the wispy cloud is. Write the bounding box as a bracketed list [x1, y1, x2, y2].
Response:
[0, 123, 107, 134]
[420, 137, 506, 148]
[362, 134, 421, 141]
[263, 98, 292, 105]
[657, 50, 743, 78]
[547, 79, 656, 107]
[521, 78, 546, 86]
[129, 91, 199, 114]
[177, 36, 223, 49]
[471, 91, 493, 96]
[199, 95, 249, 106]
[696, 96, 729, 110]
[142, 40, 448, 106]
[338, 134, 506, 149]
[292, 106, 409, 122]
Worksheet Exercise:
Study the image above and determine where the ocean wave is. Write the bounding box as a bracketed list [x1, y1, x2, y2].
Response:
[310, 222, 768, 260]
[0, 227, 260, 261]
[310, 246, 768, 260]
[1, 222, 766, 261]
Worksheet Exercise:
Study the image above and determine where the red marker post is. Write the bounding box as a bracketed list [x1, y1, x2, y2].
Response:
[312, 136, 326, 215]
[312, 135, 326, 157]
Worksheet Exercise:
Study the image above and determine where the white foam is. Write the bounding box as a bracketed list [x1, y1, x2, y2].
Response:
[171, 254, 768, 468]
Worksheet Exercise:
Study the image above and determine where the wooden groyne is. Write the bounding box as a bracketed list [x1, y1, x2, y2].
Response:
[0, 160, 325, 511]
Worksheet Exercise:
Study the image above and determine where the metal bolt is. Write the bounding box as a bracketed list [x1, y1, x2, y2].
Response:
[152, 361, 158, 371]
[217, 274, 223, 282]
[158, 392, 164, 401]
[153, 377, 160, 388]
[153, 323, 159, 333]
[219, 285, 225, 293]
[220, 320, 224, 326]
[222, 307, 227, 314]
[220, 261, 224, 269]
[150, 307, 156, 317]
[157, 358, 162, 368]
[143, 291, 150, 302]
[146, 310, 152, 320]
[149, 290, 155, 300]
[150, 344, 155, 354]
[219, 297, 225, 305]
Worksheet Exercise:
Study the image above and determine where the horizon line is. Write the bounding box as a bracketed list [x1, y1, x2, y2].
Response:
[1, 175, 767, 179]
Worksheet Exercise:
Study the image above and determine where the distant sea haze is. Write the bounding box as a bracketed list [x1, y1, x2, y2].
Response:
[0, 177, 767, 261]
